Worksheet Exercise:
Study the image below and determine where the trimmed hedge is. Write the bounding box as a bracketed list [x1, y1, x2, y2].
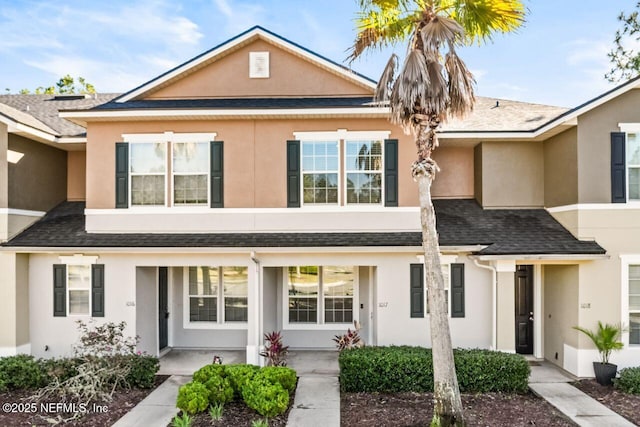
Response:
[615, 367, 640, 394]
[0, 355, 47, 391]
[339, 346, 530, 393]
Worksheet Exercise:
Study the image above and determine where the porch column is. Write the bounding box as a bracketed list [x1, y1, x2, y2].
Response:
[0, 252, 30, 356]
[0, 122, 8, 241]
[495, 260, 515, 352]
[246, 254, 262, 365]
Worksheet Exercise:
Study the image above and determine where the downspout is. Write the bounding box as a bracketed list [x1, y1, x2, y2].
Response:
[250, 251, 264, 366]
[473, 259, 497, 351]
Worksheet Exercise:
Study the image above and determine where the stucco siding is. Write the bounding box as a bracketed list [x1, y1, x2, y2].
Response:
[543, 265, 578, 369]
[67, 151, 86, 201]
[544, 128, 578, 208]
[0, 123, 7, 209]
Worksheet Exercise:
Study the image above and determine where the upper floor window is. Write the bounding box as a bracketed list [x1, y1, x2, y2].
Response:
[295, 130, 390, 207]
[627, 133, 640, 201]
[130, 142, 166, 206]
[173, 142, 209, 205]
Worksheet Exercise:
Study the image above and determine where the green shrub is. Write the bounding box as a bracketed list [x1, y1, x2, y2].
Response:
[204, 375, 234, 404]
[40, 357, 82, 384]
[193, 364, 226, 383]
[256, 366, 297, 394]
[176, 381, 210, 415]
[0, 355, 46, 390]
[615, 367, 640, 394]
[225, 364, 259, 398]
[242, 377, 289, 417]
[124, 355, 159, 388]
[339, 346, 530, 393]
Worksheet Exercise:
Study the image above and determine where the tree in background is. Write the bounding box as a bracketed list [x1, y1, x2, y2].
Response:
[15, 75, 96, 94]
[348, 1, 525, 425]
[606, 2, 640, 83]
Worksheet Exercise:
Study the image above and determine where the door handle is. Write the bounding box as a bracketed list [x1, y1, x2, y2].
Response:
[528, 311, 534, 321]
[165, 311, 170, 319]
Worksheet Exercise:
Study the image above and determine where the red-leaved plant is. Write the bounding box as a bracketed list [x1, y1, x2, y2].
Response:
[259, 331, 289, 366]
[333, 321, 363, 351]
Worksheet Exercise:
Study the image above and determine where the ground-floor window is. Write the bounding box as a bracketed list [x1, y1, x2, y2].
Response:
[630, 265, 640, 345]
[287, 266, 355, 325]
[67, 265, 91, 315]
[187, 266, 248, 324]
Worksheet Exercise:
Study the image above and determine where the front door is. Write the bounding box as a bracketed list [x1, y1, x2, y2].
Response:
[515, 265, 534, 354]
[158, 267, 168, 351]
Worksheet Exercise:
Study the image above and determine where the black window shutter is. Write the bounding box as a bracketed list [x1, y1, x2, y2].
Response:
[611, 132, 626, 203]
[91, 264, 105, 317]
[450, 263, 465, 318]
[287, 140, 301, 207]
[115, 142, 129, 208]
[53, 264, 66, 317]
[210, 141, 224, 208]
[384, 139, 399, 207]
[410, 263, 424, 318]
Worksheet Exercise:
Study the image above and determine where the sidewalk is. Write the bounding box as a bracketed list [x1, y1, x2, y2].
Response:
[529, 361, 635, 427]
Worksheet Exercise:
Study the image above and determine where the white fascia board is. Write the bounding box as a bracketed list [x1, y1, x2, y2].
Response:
[57, 137, 87, 144]
[547, 203, 640, 213]
[471, 254, 609, 262]
[117, 28, 375, 103]
[60, 107, 391, 120]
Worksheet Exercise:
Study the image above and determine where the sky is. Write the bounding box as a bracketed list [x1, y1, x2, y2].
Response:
[0, 0, 634, 107]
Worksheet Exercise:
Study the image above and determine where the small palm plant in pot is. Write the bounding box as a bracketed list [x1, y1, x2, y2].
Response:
[573, 321, 624, 385]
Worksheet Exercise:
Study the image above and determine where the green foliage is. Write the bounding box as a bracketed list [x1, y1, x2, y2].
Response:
[573, 322, 624, 364]
[606, 3, 640, 82]
[339, 346, 530, 393]
[123, 354, 159, 388]
[171, 412, 192, 427]
[209, 402, 224, 421]
[74, 320, 138, 357]
[251, 419, 269, 427]
[615, 367, 640, 394]
[203, 375, 234, 405]
[193, 363, 226, 383]
[0, 355, 46, 390]
[225, 364, 259, 398]
[255, 366, 297, 394]
[259, 331, 289, 366]
[242, 377, 289, 418]
[176, 382, 210, 415]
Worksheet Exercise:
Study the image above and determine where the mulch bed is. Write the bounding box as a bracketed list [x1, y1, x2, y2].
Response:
[0, 375, 169, 426]
[573, 379, 640, 425]
[184, 399, 292, 427]
[342, 392, 576, 426]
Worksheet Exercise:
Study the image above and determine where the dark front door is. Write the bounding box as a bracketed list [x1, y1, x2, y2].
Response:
[515, 265, 534, 354]
[158, 267, 168, 351]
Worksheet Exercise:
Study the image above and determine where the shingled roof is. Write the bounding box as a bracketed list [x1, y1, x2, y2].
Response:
[2, 200, 604, 256]
[0, 93, 118, 137]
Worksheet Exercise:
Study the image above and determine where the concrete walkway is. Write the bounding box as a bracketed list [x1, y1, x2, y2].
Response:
[529, 361, 635, 427]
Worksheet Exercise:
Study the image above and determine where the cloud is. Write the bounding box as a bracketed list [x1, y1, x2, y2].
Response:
[212, 0, 265, 34]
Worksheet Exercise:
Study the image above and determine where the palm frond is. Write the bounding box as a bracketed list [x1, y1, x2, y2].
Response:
[389, 48, 431, 127]
[423, 58, 449, 115]
[420, 15, 465, 54]
[445, 50, 475, 118]
[374, 54, 398, 104]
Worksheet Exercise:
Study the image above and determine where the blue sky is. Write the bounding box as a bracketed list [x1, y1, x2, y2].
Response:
[0, 1, 632, 107]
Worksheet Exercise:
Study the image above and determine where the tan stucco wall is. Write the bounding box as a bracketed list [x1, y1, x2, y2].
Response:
[473, 143, 482, 205]
[67, 151, 86, 201]
[87, 119, 477, 209]
[0, 122, 7, 209]
[147, 39, 371, 99]
[475, 140, 544, 208]
[543, 265, 578, 368]
[496, 271, 515, 352]
[544, 127, 578, 208]
[8, 134, 67, 211]
[0, 253, 30, 354]
[576, 88, 640, 203]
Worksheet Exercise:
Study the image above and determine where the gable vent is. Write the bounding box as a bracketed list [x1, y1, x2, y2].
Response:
[249, 51, 270, 78]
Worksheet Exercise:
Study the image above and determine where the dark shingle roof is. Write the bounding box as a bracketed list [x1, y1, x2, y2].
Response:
[92, 97, 376, 110]
[2, 200, 605, 256]
[0, 93, 118, 137]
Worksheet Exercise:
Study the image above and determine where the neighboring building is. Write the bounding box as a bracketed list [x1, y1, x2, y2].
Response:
[0, 26, 637, 377]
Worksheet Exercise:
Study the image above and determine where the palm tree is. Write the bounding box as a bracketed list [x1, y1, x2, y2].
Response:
[348, 1, 525, 425]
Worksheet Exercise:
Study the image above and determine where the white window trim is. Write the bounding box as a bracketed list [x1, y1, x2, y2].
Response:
[171, 142, 211, 207]
[66, 264, 92, 317]
[417, 255, 458, 317]
[621, 255, 640, 347]
[344, 138, 384, 206]
[128, 141, 168, 207]
[300, 139, 341, 207]
[283, 266, 359, 330]
[617, 124, 640, 203]
[182, 266, 248, 330]
[57, 255, 99, 317]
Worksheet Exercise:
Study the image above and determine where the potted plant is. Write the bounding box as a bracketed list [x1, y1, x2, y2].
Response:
[573, 321, 624, 385]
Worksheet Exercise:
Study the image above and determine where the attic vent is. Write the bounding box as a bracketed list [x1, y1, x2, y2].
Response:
[249, 51, 270, 78]
[53, 94, 91, 100]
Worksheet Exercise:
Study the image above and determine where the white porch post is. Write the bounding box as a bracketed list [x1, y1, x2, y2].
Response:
[494, 260, 516, 353]
[246, 253, 262, 366]
[0, 252, 30, 356]
[534, 264, 543, 358]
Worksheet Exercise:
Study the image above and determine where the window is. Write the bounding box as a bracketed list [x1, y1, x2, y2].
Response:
[630, 265, 640, 345]
[426, 264, 450, 314]
[287, 266, 355, 325]
[130, 142, 166, 206]
[187, 266, 248, 324]
[173, 142, 209, 205]
[345, 140, 383, 204]
[68, 265, 91, 315]
[409, 260, 465, 318]
[628, 133, 640, 201]
[302, 141, 339, 205]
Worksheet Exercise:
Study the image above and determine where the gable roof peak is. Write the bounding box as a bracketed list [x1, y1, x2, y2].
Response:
[115, 26, 376, 103]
